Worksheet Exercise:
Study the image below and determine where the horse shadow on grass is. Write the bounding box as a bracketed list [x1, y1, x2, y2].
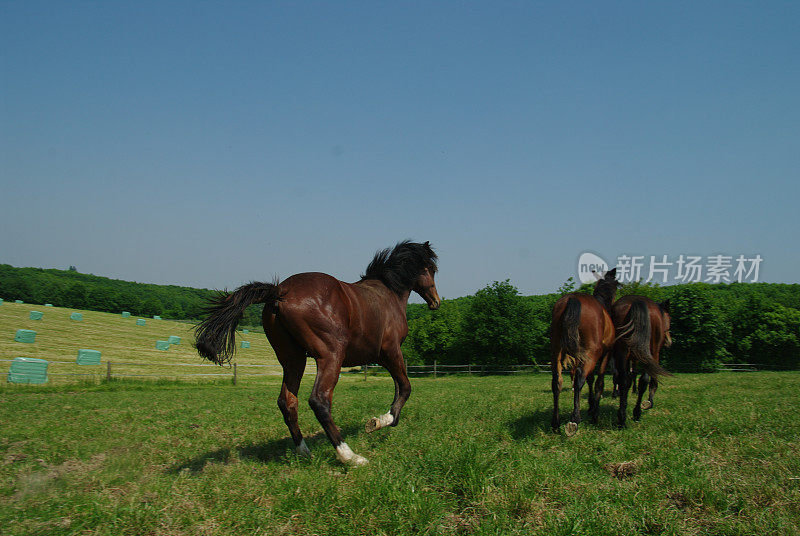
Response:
[508, 401, 621, 439]
[169, 424, 362, 474]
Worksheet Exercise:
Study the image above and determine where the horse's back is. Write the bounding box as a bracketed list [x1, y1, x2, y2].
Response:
[271, 272, 400, 364]
[552, 293, 614, 350]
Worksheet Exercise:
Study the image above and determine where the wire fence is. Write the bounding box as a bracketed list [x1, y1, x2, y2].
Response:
[2, 357, 795, 386]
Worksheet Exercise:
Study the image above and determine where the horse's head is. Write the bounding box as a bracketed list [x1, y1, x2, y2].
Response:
[413, 262, 441, 310]
[660, 299, 672, 346]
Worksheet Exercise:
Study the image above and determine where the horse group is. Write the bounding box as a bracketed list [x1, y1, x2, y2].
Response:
[194, 240, 671, 466]
[550, 268, 672, 436]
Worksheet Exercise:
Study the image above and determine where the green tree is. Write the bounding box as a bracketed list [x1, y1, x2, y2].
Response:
[666, 284, 731, 371]
[460, 280, 536, 370]
[733, 298, 800, 369]
[405, 300, 465, 365]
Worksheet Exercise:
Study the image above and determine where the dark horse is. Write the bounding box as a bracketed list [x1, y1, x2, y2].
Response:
[612, 296, 671, 427]
[550, 269, 620, 436]
[194, 241, 440, 465]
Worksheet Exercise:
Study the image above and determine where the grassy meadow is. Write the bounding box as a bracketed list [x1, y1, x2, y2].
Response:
[1, 369, 799, 535]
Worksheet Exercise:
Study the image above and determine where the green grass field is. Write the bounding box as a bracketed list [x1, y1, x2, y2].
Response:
[1, 371, 799, 535]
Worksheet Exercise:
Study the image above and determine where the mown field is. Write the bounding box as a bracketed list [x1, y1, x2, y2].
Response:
[1, 370, 799, 535]
[0, 301, 283, 381]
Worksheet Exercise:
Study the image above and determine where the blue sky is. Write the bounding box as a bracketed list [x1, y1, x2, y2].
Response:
[1, 2, 798, 300]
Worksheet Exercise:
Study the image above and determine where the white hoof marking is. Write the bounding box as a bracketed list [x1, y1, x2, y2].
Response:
[565, 422, 579, 437]
[335, 442, 369, 466]
[366, 412, 394, 432]
[296, 439, 310, 456]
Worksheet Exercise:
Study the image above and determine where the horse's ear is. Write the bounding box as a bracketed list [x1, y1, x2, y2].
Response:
[592, 270, 602, 281]
[660, 299, 670, 313]
[605, 267, 617, 280]
[423, 241, 430, 247]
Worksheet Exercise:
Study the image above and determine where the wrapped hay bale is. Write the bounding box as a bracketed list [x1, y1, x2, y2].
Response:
[77, 349, 101, 365]
[8, 357, 48, 384]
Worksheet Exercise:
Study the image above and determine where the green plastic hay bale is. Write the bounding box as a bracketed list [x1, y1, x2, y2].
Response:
[45, 303, 53, 307]
[15, 300, 23, 304]
[8, 357, 48, 384]
[155, 340, 170, 350]
[121, 311, 131, 318]
[242, 329, 249, 334]
[29, 311, 43, 320]
[136, 319, 146, 326]
[240, 341, 250, 349]
[70, 312, 83, 321]
[153, 315, 161, 320]
[167, 335, 181, 345]
[14, 329, 36, 343]
[76, 349, 101, 365]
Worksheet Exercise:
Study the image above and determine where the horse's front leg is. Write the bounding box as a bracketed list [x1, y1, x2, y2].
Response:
[308, 353, 368, 466]
[366, 346, 411, 433]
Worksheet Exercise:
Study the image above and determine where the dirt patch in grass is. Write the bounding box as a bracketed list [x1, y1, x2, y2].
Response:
[604, 460, 639, 479]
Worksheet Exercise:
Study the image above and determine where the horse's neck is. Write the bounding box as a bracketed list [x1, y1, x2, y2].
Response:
[593, 287, 615, 311]
[397, 289, 412, 313]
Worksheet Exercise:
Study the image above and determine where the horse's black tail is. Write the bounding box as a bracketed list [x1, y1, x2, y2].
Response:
[560, 297, 583, 368]
[194, 281, 281, 365]
[618, 299, 670, 378]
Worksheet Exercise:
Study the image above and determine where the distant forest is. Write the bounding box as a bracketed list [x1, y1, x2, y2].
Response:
[0, 264, 264, 328]
[2, 264, 798, 371]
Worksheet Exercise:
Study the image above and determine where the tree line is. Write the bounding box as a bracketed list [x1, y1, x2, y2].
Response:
[0, 264, 265, 328]
[2, 264, 798, 371]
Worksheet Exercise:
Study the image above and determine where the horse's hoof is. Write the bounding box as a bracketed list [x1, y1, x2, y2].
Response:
[365, 417, 380, 433]
[365, 413, 394, 433]
[296, 439, 311, 457]
[641, 400, 652, 410]
[350, 454, 369, 466]
[565, 422, 578, 437]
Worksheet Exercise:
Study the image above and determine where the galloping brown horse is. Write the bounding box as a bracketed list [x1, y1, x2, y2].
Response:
[612, 296, 671, 427]
[550, 269, 620, 436]
[194, 241, 440, 465]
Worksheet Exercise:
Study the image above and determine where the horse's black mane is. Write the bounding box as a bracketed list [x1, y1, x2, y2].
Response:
[593, 269, 620, 310]
[361, 240, 438, 295]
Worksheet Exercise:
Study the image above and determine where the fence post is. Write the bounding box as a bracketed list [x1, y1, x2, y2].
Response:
[434, 360, 437, 379]
[468, 363, 472, 375]
[106, 361, 111, 381]
[364, 364, 368, 381]
[233, 363, 238, 385]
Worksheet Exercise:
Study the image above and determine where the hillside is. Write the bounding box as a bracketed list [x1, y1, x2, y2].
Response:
[0, 301, 281, 384]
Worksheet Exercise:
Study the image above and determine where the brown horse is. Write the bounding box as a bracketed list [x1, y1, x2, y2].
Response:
[550, 268, 620, 436]
[612, 296, 671, 427]
[194, 241, 440, 465]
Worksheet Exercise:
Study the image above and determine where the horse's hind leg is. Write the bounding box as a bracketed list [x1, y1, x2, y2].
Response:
[644, 377, 658, 410]
[615, 345, 630, 428]
[366, 346, 410, 433]
[308, 352, 368, 466]
[643, 349, 660, 410]
[590, 352, 609, 424]
[632, 372, 650, 421]
[566, 359, 592, 436]
[551, 353, 563, 432]
[266, 323, 309, 455]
